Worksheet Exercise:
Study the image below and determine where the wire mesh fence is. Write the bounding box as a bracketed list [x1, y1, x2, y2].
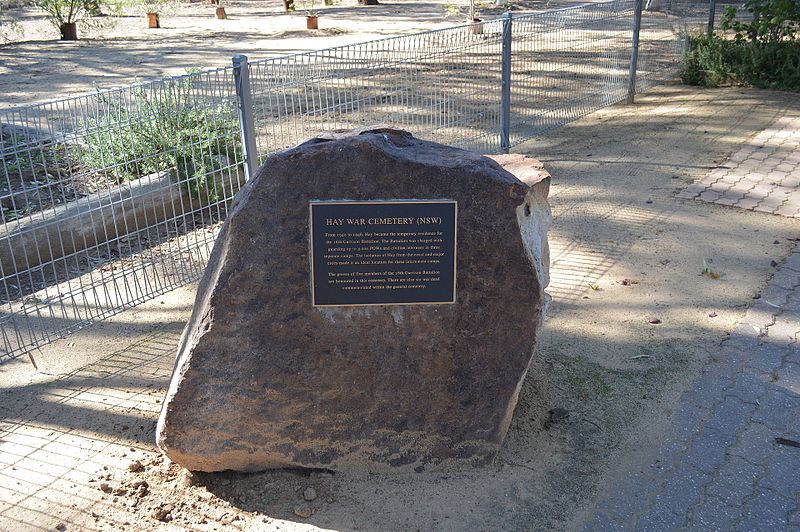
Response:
[0, 68, 245, 361]
[0, 0, 699, 362]
[247, 19, 506, 159]
[510, 2, 636, 145]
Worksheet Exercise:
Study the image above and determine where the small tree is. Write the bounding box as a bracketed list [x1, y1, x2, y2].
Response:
[37, 0, 88, 39]
[36, 0, 119, 40]
[130, 0, 178, 27]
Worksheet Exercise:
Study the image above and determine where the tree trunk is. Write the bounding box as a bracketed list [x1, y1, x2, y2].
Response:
[60, 22, 78, 40]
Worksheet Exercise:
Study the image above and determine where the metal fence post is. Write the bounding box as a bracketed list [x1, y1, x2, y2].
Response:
[232, 54, 259, 181]
[707, 0, 717, 36]
[626, 0, 644, 104]
[500, 12, 512, 154]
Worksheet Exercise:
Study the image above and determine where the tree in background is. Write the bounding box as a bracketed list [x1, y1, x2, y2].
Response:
[36, 0, 120, 40]
[722, 0, 800, 44]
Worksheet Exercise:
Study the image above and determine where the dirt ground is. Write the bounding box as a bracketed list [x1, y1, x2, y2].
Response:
[3, 1, 800, 529]
[0, 0, 587, 109]
[2, 83, 799, 530]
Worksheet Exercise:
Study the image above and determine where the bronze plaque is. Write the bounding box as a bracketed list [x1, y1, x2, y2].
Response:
[309, 200, 457, 307]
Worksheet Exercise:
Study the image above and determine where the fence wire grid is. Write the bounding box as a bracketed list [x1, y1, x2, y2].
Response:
[0, 0, 700, 362]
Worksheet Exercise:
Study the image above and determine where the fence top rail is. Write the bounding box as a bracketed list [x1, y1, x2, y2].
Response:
[0, 0, 634, 115]
[246, 0, 634, 67]
[0, 65, 235, 117]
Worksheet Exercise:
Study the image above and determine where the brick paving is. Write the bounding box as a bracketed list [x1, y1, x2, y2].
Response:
[585, 248, 800, 531]
[678, 115, 800, 217]
[586, 115, 800, 530]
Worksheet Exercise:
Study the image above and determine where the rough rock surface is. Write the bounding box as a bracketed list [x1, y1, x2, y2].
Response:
[157, 128, 551, 473]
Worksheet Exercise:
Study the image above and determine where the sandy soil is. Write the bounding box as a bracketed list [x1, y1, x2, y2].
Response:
[0, 0, 588, 109]
[2, 0, 799, 529]
[2, 83, 799, 531]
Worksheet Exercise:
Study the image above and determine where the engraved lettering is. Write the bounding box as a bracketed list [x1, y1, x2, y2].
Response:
[310, 201, 457, 306]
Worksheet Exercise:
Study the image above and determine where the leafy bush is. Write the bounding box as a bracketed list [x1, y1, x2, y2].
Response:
[682, 33, 800, 90]
[721, 0, 800, 44]
[82, 76, 241, 202]
[682, 0, 800, 90]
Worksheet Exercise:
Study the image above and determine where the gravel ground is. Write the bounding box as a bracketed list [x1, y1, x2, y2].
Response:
[2, 83, 799, 530]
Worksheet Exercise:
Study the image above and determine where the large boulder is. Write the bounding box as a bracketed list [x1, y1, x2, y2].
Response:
[156, 128, 551, 473]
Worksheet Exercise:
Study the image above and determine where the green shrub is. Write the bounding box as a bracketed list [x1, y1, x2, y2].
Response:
[82, 76, 241, 202]
[721, 0, 800, 44]
[682, 33, 800, 91]
[682, 34, 731, 87]
[684, 0, 800, 90]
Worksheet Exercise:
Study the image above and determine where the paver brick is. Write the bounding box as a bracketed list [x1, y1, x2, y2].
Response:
[679, 184, 705, 198]
[751, 389, 799, 430]
[705, 396, 756, 433]
[745, 301, 780, 328]
[764, 317, 799, 345]
[718, 454, 763, 487]
[699, 190, 722, 202]
[633, 503, 685, 531]
[775, 204, 800, 218]
[668, 401, 711, 445]
[745, 187, 771, 201]
[653, 463, 711, 514]
[722, 422, 777, 472]
[705, 352, 743, 381]
[683, 372, 731, 409]
[731, 321, 764, 340]
[784, 253, 800, 274]
[684, 428, 736, 474]
[715, 196, 738, 206]
[770, 267, 800, 290]
[780, 176, 800, 188]
[729, 182, 755, 195]
[586, 118, 800, 531]
[687, 496, 740, 532]
[722, 332, 761, 353]
[755, 195, 788, 213]
[724, 371, 766, 405]
[775, 361, 800, 395]
[706, 475, 757, 509]
[729, 149, 752, 163]
[759, 447, 800, 494]
[771, 185, 795, 196]
[747, 341, 789, 375]
[767, 171, 789, 182]
[735, 197, 761, 210]
[757, 285, 792, 308]
[736, 488, 795, 532]
[790, 511, 800, 529]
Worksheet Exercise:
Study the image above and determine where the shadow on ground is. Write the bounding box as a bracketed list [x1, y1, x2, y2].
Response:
[1, 84, 800, 530]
